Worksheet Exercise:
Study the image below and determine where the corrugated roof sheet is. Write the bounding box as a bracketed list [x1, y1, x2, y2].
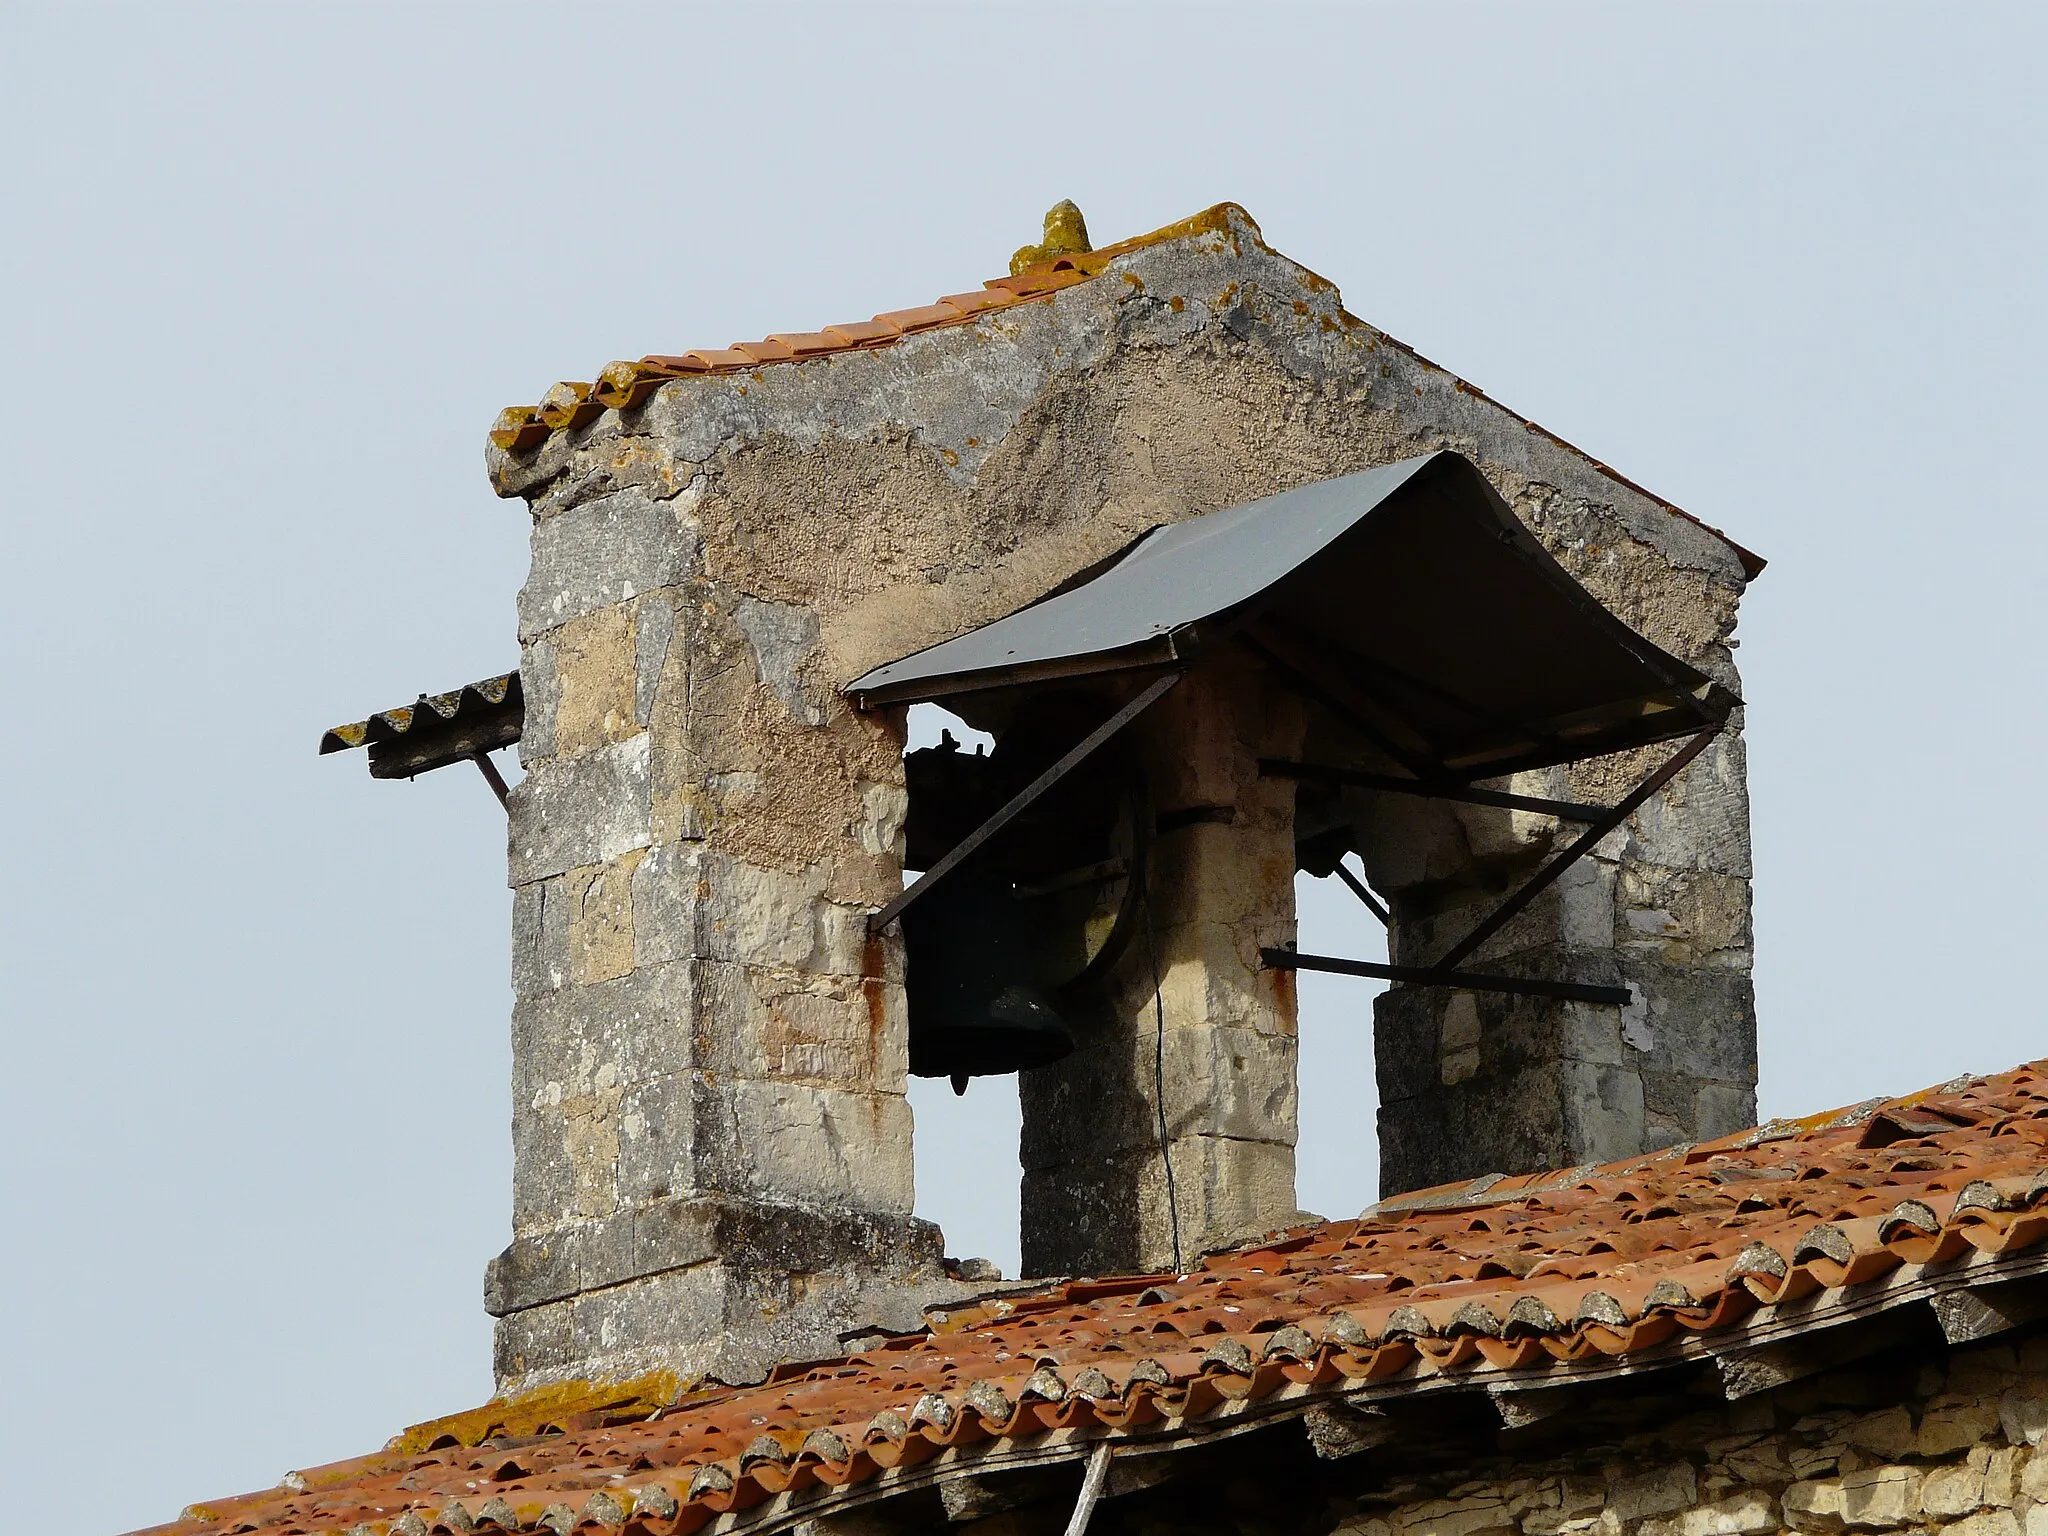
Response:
[319, 672, 522, 779]
[319, 673, 519, 756]
[484, 202, 1762, 580]
[143, 1057, 2048, 1536]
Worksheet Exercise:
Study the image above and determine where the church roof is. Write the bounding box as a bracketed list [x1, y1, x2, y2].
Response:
[144, 1056, 2048, 1536]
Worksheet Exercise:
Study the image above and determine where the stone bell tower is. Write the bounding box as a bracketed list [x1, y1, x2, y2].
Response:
[442, 200, 1759, 1390]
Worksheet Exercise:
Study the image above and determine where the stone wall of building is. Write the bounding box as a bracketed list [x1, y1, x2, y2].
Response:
[485, 204, 1757, 1388]
[1325, 1335, 2048, 1536]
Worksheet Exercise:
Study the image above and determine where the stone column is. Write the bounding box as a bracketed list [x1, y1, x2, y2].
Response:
[1018, 653, 1305, 1277]
[1367, 730, 1756, 1198]
[486, 485, 958, 1392]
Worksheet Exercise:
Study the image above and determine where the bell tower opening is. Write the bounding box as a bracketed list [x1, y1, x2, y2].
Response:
[897, 696, 1159, 1278]
[856, 452, 1741, 1272]
[899, 703, 1018, 1275]
[1292, 858, 1390, 1220]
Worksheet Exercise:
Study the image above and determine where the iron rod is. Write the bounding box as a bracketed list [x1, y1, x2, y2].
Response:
[1331, 859, 1390, 924]
[1262, 948, 1630, 1007]
[472, 752, 511, 809]
[871, 671, 1185, 933]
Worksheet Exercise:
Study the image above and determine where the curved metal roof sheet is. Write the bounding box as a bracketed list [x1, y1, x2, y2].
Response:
[848, 456, 1445, 703]
[848, 452, 1731, 779]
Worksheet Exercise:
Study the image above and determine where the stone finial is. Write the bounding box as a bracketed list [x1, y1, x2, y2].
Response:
[1010, 200, 1092, 275]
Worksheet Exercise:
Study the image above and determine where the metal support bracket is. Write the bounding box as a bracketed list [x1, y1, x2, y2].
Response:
[1259, 726, 1719, 1006]
[1331, 859, 1389, 924]
[1429, 726, 1719, 974]
[472, 751, 511, 810]
[869, 670, 1185, 934]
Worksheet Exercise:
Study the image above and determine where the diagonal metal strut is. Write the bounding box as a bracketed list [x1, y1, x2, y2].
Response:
[1427, 726, 1720, 976]
[869, 670, 1186, 934]
[1331, 858, 1390, 924]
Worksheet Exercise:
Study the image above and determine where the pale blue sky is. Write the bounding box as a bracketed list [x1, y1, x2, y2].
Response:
[3, 3, 2042, 1526]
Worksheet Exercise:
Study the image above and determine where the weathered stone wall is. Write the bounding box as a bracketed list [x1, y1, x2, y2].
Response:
[485, 204, 1756, 1387]
[1325, 1334, 2048, 1536]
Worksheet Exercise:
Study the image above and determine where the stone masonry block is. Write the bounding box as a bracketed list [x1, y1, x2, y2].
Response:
[568, 849, 645, 986]
[1160, 1020, 1298, 1146]
[634, 591, 677, 729]
[1999, 1382, 2048, 1445]
[1618, 866, 1753, 965]
[750, 972, 898, 1092]
[698, 851, 867, 975]
[508, 733, 653, 886]
[735, 595, 825, 726]
[614, 1071, 708, 1207]
[1624, 733, 1753, 878]
[492, 1295, 573, 1384]
[1837, 1465, 1923, 1528]
[511, 877, 571, 999]
[1919, 1394, 2004, 1454]
[518, 488, 700, 641]
[519, 636, 560, 766]
[488, 1194, 948, 1321]
[1608, 1462, 1696, 1521]
[1676, 1492, 1778, 1536]
[1617, 963, 1757, 1082]
[718, 1079, 915, 1214]
[1558, 1058, 1649, 1164]
[1150, 917, 1296, 1036]
[551, 605, 642, 760]
[1018, 1018, 1296, 1171]
[510, 1091, 578, 1234]
[630, 839, 705, 969]
[510, 958, 698, 1110]
[635, 845, 867, 976]
[1379, 1059, 1578, 1197]
[1171, 1133, 1302, 1256]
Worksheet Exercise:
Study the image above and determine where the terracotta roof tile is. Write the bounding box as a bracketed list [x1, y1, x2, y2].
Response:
[482, 201, 1761, 578]
[141, 1057, 2048, 1536]
[485, 205, 1256, 466]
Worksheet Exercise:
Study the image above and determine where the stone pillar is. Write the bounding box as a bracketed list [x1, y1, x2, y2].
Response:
[486, 485, 960, 1392]
[1018, 654, 1305, 1277]
[1366, 731, 1756, 1197]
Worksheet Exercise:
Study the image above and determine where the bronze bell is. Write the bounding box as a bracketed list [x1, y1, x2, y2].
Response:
[898, 702, 1151, 1094]
[902, 864, 1075, 1094]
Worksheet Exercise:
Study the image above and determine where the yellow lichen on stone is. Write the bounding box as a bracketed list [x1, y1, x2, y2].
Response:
[1010, 199, 1093, 274]
[390, 1370, 682, 1456]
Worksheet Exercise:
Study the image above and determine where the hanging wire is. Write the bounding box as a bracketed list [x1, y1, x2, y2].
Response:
[1142, 892, 1185, 1274]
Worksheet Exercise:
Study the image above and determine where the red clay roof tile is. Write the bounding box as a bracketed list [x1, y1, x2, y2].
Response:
[140, 1057, 2048, 1536]
[483, 201, 1761, 578]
